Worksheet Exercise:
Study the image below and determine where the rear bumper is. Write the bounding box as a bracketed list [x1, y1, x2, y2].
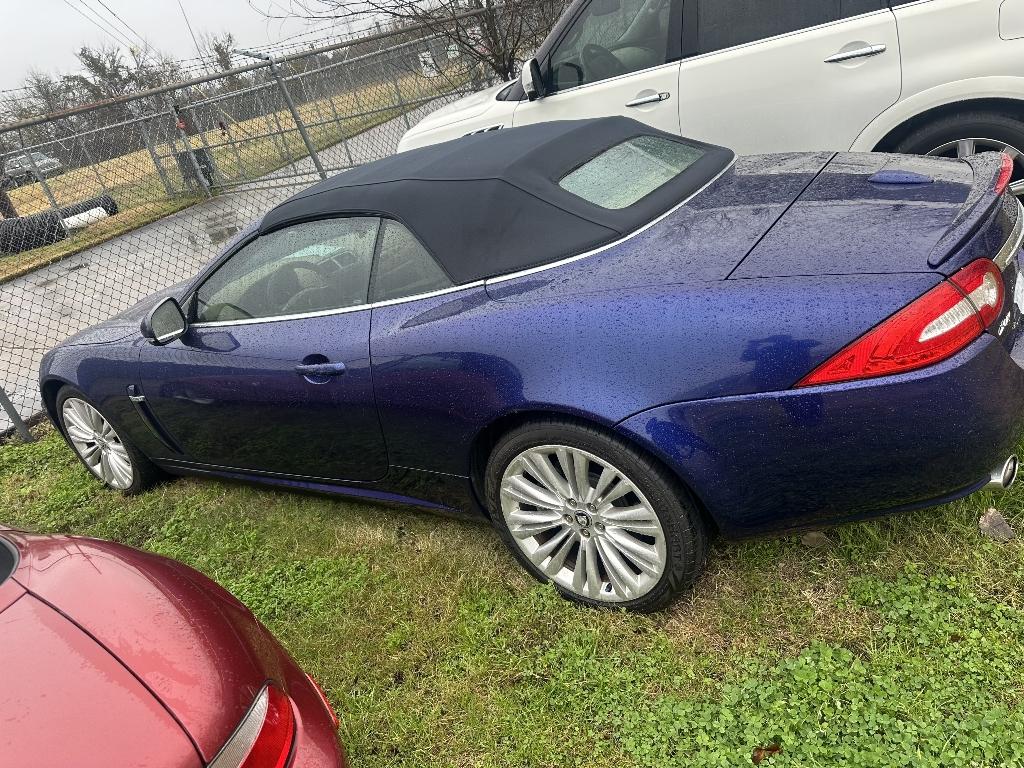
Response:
[616, 332, 1024, 537]
[276, 641, 348, 767]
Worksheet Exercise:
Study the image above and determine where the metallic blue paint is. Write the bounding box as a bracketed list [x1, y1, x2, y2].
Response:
[39, 151, 1024, 537]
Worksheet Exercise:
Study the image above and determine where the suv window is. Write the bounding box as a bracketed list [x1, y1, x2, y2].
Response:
[547, 0, 679, 93]
[695, 0, 887, 55]
[559, 135, 708, 208]
[370, 220, 453, 302]
[195, 217, 379, 323]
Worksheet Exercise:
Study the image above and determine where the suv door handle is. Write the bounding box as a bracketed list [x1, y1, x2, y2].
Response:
[824, 44, 887, 63]
[625, 92, 671, 107]
[294, 362, 347, 377]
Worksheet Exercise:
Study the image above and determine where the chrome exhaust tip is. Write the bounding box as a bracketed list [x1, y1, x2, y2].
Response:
[987, 455, 1019, 490]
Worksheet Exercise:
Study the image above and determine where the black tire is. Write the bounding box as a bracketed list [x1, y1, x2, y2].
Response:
[894, 110, 1024, 175]
[485, 419, 708, 612]
[0, 211, 67, 255]
[55, 386, 161, 495]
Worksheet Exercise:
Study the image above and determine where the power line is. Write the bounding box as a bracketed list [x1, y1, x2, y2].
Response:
[70, 0, 137, 48]
[86, 0, 150, 48]
[176, 0, 206, 61]
[60, 0, 136, 49]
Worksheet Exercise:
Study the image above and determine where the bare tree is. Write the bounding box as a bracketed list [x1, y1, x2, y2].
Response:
[254, 0, 566, 81]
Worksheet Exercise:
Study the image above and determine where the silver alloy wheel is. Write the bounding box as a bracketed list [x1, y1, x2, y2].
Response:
[61, 397, 134, 490]
[926, 137, 1024, 195]
[500, 444, 667, 603]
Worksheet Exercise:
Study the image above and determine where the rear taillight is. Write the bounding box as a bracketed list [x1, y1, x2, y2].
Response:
[209, 684, 296, 768]
[996, 153, 1014, 195]
[305, 673, 339, 729]
[797, 259, 1004, 387]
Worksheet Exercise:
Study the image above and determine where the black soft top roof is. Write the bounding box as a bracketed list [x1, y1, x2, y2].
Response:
[260, 117, 734, 284]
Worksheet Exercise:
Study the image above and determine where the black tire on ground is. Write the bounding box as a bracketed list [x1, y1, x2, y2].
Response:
[485, 418, 709, 612]
[894, 110, 1024, 160]
[0, 211, 66, 255]
[55, 386, 162, 495]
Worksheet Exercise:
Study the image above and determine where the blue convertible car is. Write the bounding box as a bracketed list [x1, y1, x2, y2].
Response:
[40, 117, 1024, 611]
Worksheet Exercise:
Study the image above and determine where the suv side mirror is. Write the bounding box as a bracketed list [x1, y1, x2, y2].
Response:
[141, 297, 187, 345]
[521, 58, 546, 101]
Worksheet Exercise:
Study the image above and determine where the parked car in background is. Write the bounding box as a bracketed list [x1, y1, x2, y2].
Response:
[3, 151, 63, 185]
[0, 528, 347, 767]
[399, 0, 1024, 194]
[39, 118, 1024, 612]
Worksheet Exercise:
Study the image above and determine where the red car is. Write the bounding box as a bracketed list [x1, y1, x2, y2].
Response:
[0, 529, 347, 768]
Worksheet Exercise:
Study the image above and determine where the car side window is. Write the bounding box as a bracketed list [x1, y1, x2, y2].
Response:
[194, 217, 379, 323]
[547, 0, 679, 93]
[370, 220, 453, 303]
[694, 0, 887, 55]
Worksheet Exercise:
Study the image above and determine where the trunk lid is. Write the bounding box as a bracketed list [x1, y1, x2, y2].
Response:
[0, 592, 202, 767]
[11, 533, 279, 762]
[731, 152, 1014, 279]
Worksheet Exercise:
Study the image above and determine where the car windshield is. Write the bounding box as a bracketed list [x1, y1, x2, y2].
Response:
[559, 136, 709, 209]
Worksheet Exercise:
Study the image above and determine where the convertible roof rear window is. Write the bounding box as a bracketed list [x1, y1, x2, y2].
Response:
[560, 136, 709, 209]
[0, 536, 17, 587]
[260, 117, 734, 284]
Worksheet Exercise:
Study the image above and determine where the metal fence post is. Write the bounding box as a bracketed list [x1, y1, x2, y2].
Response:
[322, 78, 354, 166]
[0, 386, 33, 442]
[140, 116, 175, 197]
[18, 130, 60, 212]
[257, 89, 292, 165]
[269, 61, 327, 180]
[190, 106, 224, 187]
[76, 132, 110, 196]
[234, 49, 326, 181]
[224, 129, 250, 181]
[391, 72, 413, 131]
[165, 96, 213, 199]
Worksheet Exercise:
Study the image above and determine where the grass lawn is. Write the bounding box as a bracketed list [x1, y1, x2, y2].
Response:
[2, 428, 1023, 767]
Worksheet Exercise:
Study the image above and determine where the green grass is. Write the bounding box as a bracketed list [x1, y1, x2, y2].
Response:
[3, 428, 1023, 767]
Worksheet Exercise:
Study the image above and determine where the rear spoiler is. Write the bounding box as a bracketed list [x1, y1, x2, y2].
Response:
[928, 152, 1014, 268]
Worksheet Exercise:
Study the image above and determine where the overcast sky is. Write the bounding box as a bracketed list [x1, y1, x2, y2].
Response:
[1, 0, 346, 91]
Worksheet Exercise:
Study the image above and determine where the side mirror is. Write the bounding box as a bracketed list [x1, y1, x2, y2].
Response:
[141, 297, 187, 345]
[521, 58, 545, 101]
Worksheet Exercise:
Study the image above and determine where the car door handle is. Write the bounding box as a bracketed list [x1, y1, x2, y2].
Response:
[824, 44, 887, 63]
[294, 362, 347, 377]
[625, 92, 671, 108]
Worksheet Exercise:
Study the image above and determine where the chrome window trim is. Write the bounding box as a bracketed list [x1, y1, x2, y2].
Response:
[543, 60, 682, 99]
[486, 155, 736, 285]
[189, 156, 736, 328]
[190, 280, 487, 328]
[679, 7, 894, 65]
[994, 198, 1024, 270]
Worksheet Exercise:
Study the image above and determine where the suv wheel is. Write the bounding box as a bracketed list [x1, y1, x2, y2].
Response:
[894, 110, 1024, 196]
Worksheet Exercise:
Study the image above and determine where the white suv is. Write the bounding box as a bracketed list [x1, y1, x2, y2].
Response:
[398, 0, 1024, 193]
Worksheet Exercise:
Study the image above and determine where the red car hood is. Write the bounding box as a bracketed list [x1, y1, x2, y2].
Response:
[9, 534, 287, 761]
[0, 591, 201, 767]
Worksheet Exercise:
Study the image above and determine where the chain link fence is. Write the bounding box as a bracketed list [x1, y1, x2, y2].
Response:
[0, 16, 514, 438]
